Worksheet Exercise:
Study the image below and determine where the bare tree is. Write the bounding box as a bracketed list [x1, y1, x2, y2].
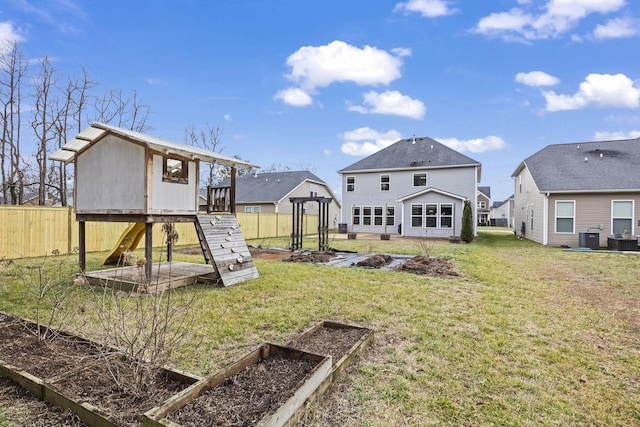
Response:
[0, 42, 28, 205]
[184, 124, 225, 187]
[31, 56, 58, 206]
[94, 88, 151, 132]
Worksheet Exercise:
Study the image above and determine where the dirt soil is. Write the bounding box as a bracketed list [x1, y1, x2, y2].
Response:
[0, 315, 194, 427]
[393, 255, 462, 277]
[355, 254, 393, 268]
[282, 251, 337, 263]
[1, 313, 371, 427]
[169, 354, 318, 426]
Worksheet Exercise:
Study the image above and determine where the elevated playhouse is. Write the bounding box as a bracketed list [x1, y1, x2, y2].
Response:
[50, 123, 259, 290]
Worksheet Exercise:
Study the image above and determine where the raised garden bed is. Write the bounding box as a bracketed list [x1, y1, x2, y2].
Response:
[144, 342, 332, 427]
[286, 320, 373, 381]
[0, 311, 201, 427]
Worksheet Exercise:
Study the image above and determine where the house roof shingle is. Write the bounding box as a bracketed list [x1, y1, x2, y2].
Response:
[513, 138, 640, 192]
[338, 136, 481, 174]
[214, 171, 332, 204]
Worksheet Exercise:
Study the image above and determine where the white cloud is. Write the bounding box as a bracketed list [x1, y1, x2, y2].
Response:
[435, 136, 508, 153]
[273, 87, 313, 106]
[276, 40, 410, 106]
[515, 71, 560, 87]
[340, 127, 402, 156]
[348, 90, 426, 119]
[473, 0, 627, 41]
[393, 0, 456, 18]
[224, 114, 232, 122]
[0, 21, 25, 52]
[593, 17, 639, 39]
[593, 130, 640, 140]
[543, 73, 640, 111]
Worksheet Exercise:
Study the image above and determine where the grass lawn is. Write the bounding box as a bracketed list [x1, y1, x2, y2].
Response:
[1, 229, 639, 426]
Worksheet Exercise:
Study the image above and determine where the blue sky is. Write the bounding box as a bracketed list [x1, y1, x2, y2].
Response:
[2, 0, 640, 202]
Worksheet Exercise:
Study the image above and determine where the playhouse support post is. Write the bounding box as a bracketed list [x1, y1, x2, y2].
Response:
[78, 221, 86, 273]
[230, 166, 236, 214]
[145, 222, 153, 281]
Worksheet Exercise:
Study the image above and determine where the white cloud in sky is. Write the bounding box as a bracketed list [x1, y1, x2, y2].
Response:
[0, 21, 25, 52]
[593, 130, 640, 140]
[224, 114, 232, 122]
[593, 17, 639, 39]
[348, 90, 426, 120]
[435, 136, 508, 153]
[277, 40, 410, 107]
[393, 0, 456, 18]
[274, 87, 313, 106]
[543, 73, 640, 111]
[473, 0, 628, 41]
[340, 127, 402, 156]
[147, 78, 168, 86]
[515, 71, 560, 87]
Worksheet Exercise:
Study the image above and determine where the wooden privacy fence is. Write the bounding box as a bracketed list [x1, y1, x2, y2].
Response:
[0, 206, 320, 260]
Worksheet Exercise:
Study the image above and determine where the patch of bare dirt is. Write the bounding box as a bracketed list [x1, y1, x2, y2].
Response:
[289, 326, 369, 361]
[282, 251, 337, 263]
[355, 254, 393, 269]
[249, 247, 294, 261]
[394, 255, 462, 277]
[169, 355, 318, 426]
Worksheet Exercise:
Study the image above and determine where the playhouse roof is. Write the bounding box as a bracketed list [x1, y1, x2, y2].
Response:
[50, 122, 258, 169]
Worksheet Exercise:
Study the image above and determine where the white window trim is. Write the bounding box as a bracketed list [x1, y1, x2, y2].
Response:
[554, 200, 575, 234]
[346, 176, 356, 192]
[611, 200, 634, 236]
[412, 172, 427, 187]
[380, 174, 390, 191]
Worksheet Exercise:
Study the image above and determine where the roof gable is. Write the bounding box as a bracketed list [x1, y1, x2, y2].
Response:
[216, 171, 332, 203]
[514, 138, 640, 192]
[338, 136, 481, 173]
[397, 187, 467, 202]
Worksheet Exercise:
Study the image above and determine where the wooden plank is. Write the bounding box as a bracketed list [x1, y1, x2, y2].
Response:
[143, 343, 332, 427]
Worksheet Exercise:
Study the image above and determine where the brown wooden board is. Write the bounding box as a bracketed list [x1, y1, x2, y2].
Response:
[195, 214, 259, 287]
[143, 342, 332, 427]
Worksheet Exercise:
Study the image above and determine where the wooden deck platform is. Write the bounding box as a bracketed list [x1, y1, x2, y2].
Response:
[82, 261, 219, 293]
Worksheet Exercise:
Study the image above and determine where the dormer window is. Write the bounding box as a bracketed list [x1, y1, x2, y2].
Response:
[163, 156, 188, 184]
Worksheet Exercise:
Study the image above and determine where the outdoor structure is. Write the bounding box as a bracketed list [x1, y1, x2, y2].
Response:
[290, 196, 332, 251]
[477, 186, 491, 226]
[338, 136, 481, 238]
[209, 171, 341, 224]
[490, 195, 515, 227]
[511, 137, 640, 248]
[50, 122, 260, 289]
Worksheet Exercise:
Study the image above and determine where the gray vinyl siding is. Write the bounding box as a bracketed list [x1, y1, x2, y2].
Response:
[513, 166, 546, 244]
[341, 166, 477, 235]
[547, 192, 640, 247]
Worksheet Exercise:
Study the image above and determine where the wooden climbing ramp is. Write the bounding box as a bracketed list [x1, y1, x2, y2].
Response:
[195, 214, 259, 287]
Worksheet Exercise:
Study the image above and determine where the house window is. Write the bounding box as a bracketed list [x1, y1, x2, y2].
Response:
[411, 204, 423, 227]
[346, 176, 355, 192]
[163, 156, 188, 184]
[440, 204, 453, 228]
[519, 175, 522, 193]
[352, 206, 361, 225]
[477, 201, 486, 209]
[380, 175, 390, 191]
[374, 207, 383, 225]
[413, 173, 427, 187]
[530, 206, 534, 230]
[555, 201, 575, 233]
[310, 184, 318, 197]
[612, 200, 633, 235]
[386, 206, 395, 226]
[425, 204, 437, 227]
[362, 206, 372, 225]
[244, 206, 261, 214]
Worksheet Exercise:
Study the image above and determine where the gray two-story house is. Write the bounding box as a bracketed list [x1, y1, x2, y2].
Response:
[338, 136, 481, 238]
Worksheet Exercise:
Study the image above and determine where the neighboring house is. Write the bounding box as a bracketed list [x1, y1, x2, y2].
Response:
[511, 138, 640, 247]
[211, 171, 341, 227]
[490, 195, 514, 227]
[477, 186, 491, 225]
[338, 136, 481, 238]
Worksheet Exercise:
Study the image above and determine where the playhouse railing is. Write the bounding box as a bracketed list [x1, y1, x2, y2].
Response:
[206, 185, 235, 213]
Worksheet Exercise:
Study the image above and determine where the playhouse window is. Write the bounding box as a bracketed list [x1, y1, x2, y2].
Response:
[163, 157, 188, 184]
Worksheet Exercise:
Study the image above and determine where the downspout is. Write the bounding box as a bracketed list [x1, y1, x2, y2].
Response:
[543, 193, 549, 245]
